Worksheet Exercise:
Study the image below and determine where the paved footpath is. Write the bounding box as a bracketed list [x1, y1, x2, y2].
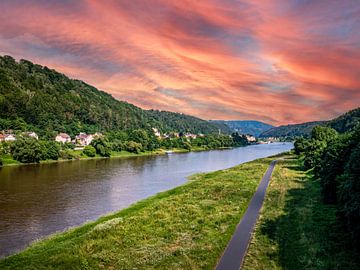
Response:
[216, 160, 277, 270]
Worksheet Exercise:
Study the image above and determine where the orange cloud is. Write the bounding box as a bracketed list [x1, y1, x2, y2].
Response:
[0, 0, 359, 125]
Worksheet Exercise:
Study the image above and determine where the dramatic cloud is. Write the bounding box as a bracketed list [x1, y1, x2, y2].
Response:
[0, 0, 359, 125]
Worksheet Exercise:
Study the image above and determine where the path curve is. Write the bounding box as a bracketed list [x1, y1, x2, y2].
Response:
[215, 160, 277, 270]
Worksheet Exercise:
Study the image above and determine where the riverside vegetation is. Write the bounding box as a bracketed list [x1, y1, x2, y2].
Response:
[242, 124, 360, 269]
[0, 131, 248, 166]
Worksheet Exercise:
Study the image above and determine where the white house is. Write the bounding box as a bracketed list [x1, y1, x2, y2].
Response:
[55, 133, 71, 143]
[152, 128, 161, 138]
[75, 133, 94, 146]
[184, 133, 197, 139]
[4, 134, 16, 142]
[246, 135, 256, 142]
[24, 132, 38, 140]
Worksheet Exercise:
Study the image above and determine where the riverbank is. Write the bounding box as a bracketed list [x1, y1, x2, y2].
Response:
[0, 146, 235, 168]
[0, 154, 278, 269]
[242, 156, 360, 269]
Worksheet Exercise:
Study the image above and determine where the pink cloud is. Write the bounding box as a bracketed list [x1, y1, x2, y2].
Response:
[0, 0, 359, 125]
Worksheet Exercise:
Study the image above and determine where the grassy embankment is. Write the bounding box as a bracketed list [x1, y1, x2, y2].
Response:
[0, 154, 273, 269]
[242, 155, 360, 270]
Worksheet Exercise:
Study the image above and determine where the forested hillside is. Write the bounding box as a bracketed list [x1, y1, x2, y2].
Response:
[212, 120, 273, 136]
[259, 121, 327, 137]
[328, 107, 360, 133]
[0, 55, 224, 138]
[260, 107, 360, 138]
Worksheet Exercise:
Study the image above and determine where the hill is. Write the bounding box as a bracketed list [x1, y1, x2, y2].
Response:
[259, 121, 327, 138]
[260, 107, 360, 137]
[211, 120, 273, 136]
[328, 107, 360, 133]
[0, 55, 227, 138]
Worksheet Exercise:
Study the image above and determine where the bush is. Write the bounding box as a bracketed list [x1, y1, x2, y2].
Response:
[40, 141, 60, 160]
[338, 143, 360, 248]
[125, 141, 142, 154]
[91, 137, 111, 157]
[83, 145, 96, 157]
[11, 137, 42, 163]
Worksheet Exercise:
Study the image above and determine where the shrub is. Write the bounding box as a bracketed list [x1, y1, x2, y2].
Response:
[83, 145, 96, 157]
[11, 137, 42, 163]
[125, 141, 142, 154]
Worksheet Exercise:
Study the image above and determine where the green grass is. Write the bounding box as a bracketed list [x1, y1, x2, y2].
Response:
[0, 154, 20, 165]
[242, 155, 360, 270]
[0, 156, 274, 269]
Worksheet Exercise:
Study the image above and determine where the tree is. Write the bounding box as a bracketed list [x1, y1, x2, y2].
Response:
[125, 141, 142, 154]
[83, 145, 96, 157]
[40, 141, 60, 160]
[91, 137, 111, 157]
[337, 142, 360, 247]
[11, 137, 42, 163]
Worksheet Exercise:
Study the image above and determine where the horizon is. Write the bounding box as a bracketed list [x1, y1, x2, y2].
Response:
[1, 1, 359, 125]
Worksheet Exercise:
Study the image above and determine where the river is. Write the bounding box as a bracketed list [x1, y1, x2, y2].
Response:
[0, 142, 293, 257]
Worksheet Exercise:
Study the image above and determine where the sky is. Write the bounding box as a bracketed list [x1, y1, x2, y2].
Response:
[0, 0, 359, 125]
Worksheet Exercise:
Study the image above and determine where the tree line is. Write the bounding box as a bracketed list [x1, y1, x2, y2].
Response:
[294, 125, 360, 250]
[0, 130, 248, 165]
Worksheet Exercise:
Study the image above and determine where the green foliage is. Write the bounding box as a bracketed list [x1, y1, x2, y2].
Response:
[338, 142, 360, 248]
[83, 145, 96, 157]
[296, 124, 360, 251]
[40, 141, 60, 160]
[11, 137, 42, 163]
[125, 141, 142, 154]
[90, 138, 111, 157]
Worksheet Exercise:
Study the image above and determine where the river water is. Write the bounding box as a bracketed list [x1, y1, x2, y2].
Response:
[0, 142, 292, 257]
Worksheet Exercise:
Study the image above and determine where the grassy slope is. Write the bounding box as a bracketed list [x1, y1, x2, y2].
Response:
[242, 155, 359, 269]
[0, 156, 273, 269]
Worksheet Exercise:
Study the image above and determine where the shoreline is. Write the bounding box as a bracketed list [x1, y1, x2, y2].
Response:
[0, 146, 236, 168]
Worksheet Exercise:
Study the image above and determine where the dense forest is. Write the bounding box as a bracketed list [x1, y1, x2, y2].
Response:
[259, 121, 327, 137]
[0, 55, 228, 138]
[294, 124, 360, 252]
[211, 120, 273, 137]
[260, 107, 360, 138]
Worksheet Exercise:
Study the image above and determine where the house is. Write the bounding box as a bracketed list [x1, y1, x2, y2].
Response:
[75, 133, 94, 146]
[184, 133, 197, 139]
[0, 134, 4, 142]
[23, 132, 38, 140]
[55, 133, 71, 143]
[246, 135, 256, 142]
[4, 134, 16, 142]
[152, 128, 161, 138]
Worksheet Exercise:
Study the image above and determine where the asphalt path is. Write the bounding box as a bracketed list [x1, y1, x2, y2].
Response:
[215, 160, 277, 270]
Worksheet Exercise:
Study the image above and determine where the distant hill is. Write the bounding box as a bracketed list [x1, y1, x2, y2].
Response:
[0, 55, 228, 137]
[259, 107, 360, 137]
[259, 121, 327, 137]
[211, 120, 273, 136]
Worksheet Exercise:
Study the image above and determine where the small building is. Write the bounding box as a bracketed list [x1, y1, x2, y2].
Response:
[24, 132, 39, 140]
[152, 128, 161, 138]
[184, 133, 197, 139]
[0, 134, 5, 142]
[4, 134, 16, 142]
[75, 133, 93, 146]
[246, 135, 256, 142]
[55, 133, 71, 143]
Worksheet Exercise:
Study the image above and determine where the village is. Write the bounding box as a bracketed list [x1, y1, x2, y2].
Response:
[0, 131, 103, 147]
[0, 128, 278, 146]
